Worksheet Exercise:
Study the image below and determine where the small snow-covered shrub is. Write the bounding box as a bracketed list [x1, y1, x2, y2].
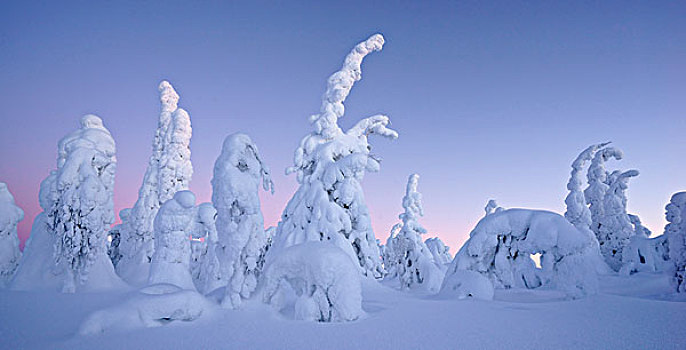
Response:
[620, 235, 670, 275]
[79, 284, 213, 335]
[270, 34, 397, 279]
[191, 203, 223, 295]
[148, 190, 197, 290]
[443, 209, 599, 298]
[439, 270, 494, 301]
[262, 242, 363, 322]
[118, 81, 193, 286]
[0, 182, 23, 287]
[425, 237, 453, 266]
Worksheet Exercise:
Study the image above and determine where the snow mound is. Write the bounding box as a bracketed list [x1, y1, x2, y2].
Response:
[443, 209, 599, 298]
[79, 285, 214, 335]
[439, 270, 494, 300]
[262, 242, 363, 322]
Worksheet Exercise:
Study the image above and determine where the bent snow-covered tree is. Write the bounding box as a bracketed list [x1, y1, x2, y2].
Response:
[383, 174, 442, 291]
[565, 142, 609, 231]
[442, 209, 599, 298]
[271, 34, 397, 279]
[666, 192, 686, 292]
[0, 182, 24, 287]
[584, 146, 622, 239]
[49, 115, 122, 292]
[118, 81, 193, 285]
[597, 169, 639, 271]
[211, 133, 273, 308]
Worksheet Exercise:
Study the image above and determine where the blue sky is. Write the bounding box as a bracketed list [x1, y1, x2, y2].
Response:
[1, 0, 684, 251]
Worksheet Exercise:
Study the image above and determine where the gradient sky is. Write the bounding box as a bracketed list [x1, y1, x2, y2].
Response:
[1, 1, 684, 253]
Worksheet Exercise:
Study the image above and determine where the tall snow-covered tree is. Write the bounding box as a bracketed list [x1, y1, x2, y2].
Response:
[212, 133, 273, 308]
[383, 174, 442, 291]
[0, 182, 24, 287]
[48, 115, 120, 292]
[118, 81, 193, 285]
[665, 192, 686, 292]
[584, 146, 623, 237]
[148, 190, 197, 290]
[564, 142, 609, 231]
[270, 34, 397, 279]
[596, 169, 639, 271]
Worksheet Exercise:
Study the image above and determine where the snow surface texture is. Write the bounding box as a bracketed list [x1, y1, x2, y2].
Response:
[79, 284, 214, 335]
[118, 81, 193, 286]
[438, 269, 494, 300]
[41, 115, 123, 292]
[148, 191, 197, 290]
[383, 174, 443, 292]
[666, 192, 686, 292]
[262, 242, 363, 322]
[443, 209, 600, 298]
[190, 203, 223, 295]
[271, 34, 397, 279]
[0, 182, 23, 287]
[211, 133, 274, 308]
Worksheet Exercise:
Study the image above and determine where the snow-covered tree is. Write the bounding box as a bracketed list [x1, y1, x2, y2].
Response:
[118, 81, 193, 285]
[425, 237, 452, 266]
[484, 199, 503, 217]
[47, 115, 120, 292]
[564, 142, 609, 231]
[148, 190, 197, 290]
[0, 182, 24, 287]
[596, 169, 639, 271]
[211, 133, 273, 308]
[584, 146, 623, 237]
[383, 174, 442, 291]
[443, 209, 599, 298]
[190, 203, 223, 295]
[628, 214, 651, 238]
[107, 208, 130, 268]
[270, 34, 397, 279]
[665, 192, 686, 292]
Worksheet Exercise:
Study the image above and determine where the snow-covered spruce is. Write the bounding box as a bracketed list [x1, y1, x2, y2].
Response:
[665, 192, 686, 292]
[0, 182, 24, 287]
[117, 81, 193, 286]
[584, 146, 622, 239]
[383, 174, 442, 292]
[211, 133, 273, 308]
[44, 115, 122, 293]
[262, 242, 363, 322]
[425, 237, 453, 267]
[564, 142, 609, 231]
[271, 34, 397, 279]
[596, 169, 639, 271]
[190, 203, 223, 295]
[442, 209, 599, 298]
[148, 190, 197, 290]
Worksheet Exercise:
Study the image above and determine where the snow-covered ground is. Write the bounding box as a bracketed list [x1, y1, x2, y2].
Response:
[1, 272, 684, 350]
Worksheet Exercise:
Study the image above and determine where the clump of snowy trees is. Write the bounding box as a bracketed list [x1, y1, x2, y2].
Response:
[117, 81, 193, 285]
[0, 183, 23, 287]
[269, 34, 397, 280]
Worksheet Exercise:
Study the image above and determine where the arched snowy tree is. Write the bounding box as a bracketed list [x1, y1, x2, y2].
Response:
[443, 209, 599, 298]
[0, 182, 24, 287]
[383, 174, 442, 291]
[148, 190, 197, 290]
[212, 133, 273, 308]
[270, 34, 397, 279]
[118, 81, 193, 285]
[596, 169, 639, 271]
[48, 115, 122, 293]
[665, 192, 686, 292]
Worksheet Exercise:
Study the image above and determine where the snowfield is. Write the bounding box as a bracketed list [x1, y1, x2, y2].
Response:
[1, 273, 684, 349]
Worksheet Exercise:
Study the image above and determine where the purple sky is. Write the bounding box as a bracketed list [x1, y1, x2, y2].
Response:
[1, 1, 684, 252]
